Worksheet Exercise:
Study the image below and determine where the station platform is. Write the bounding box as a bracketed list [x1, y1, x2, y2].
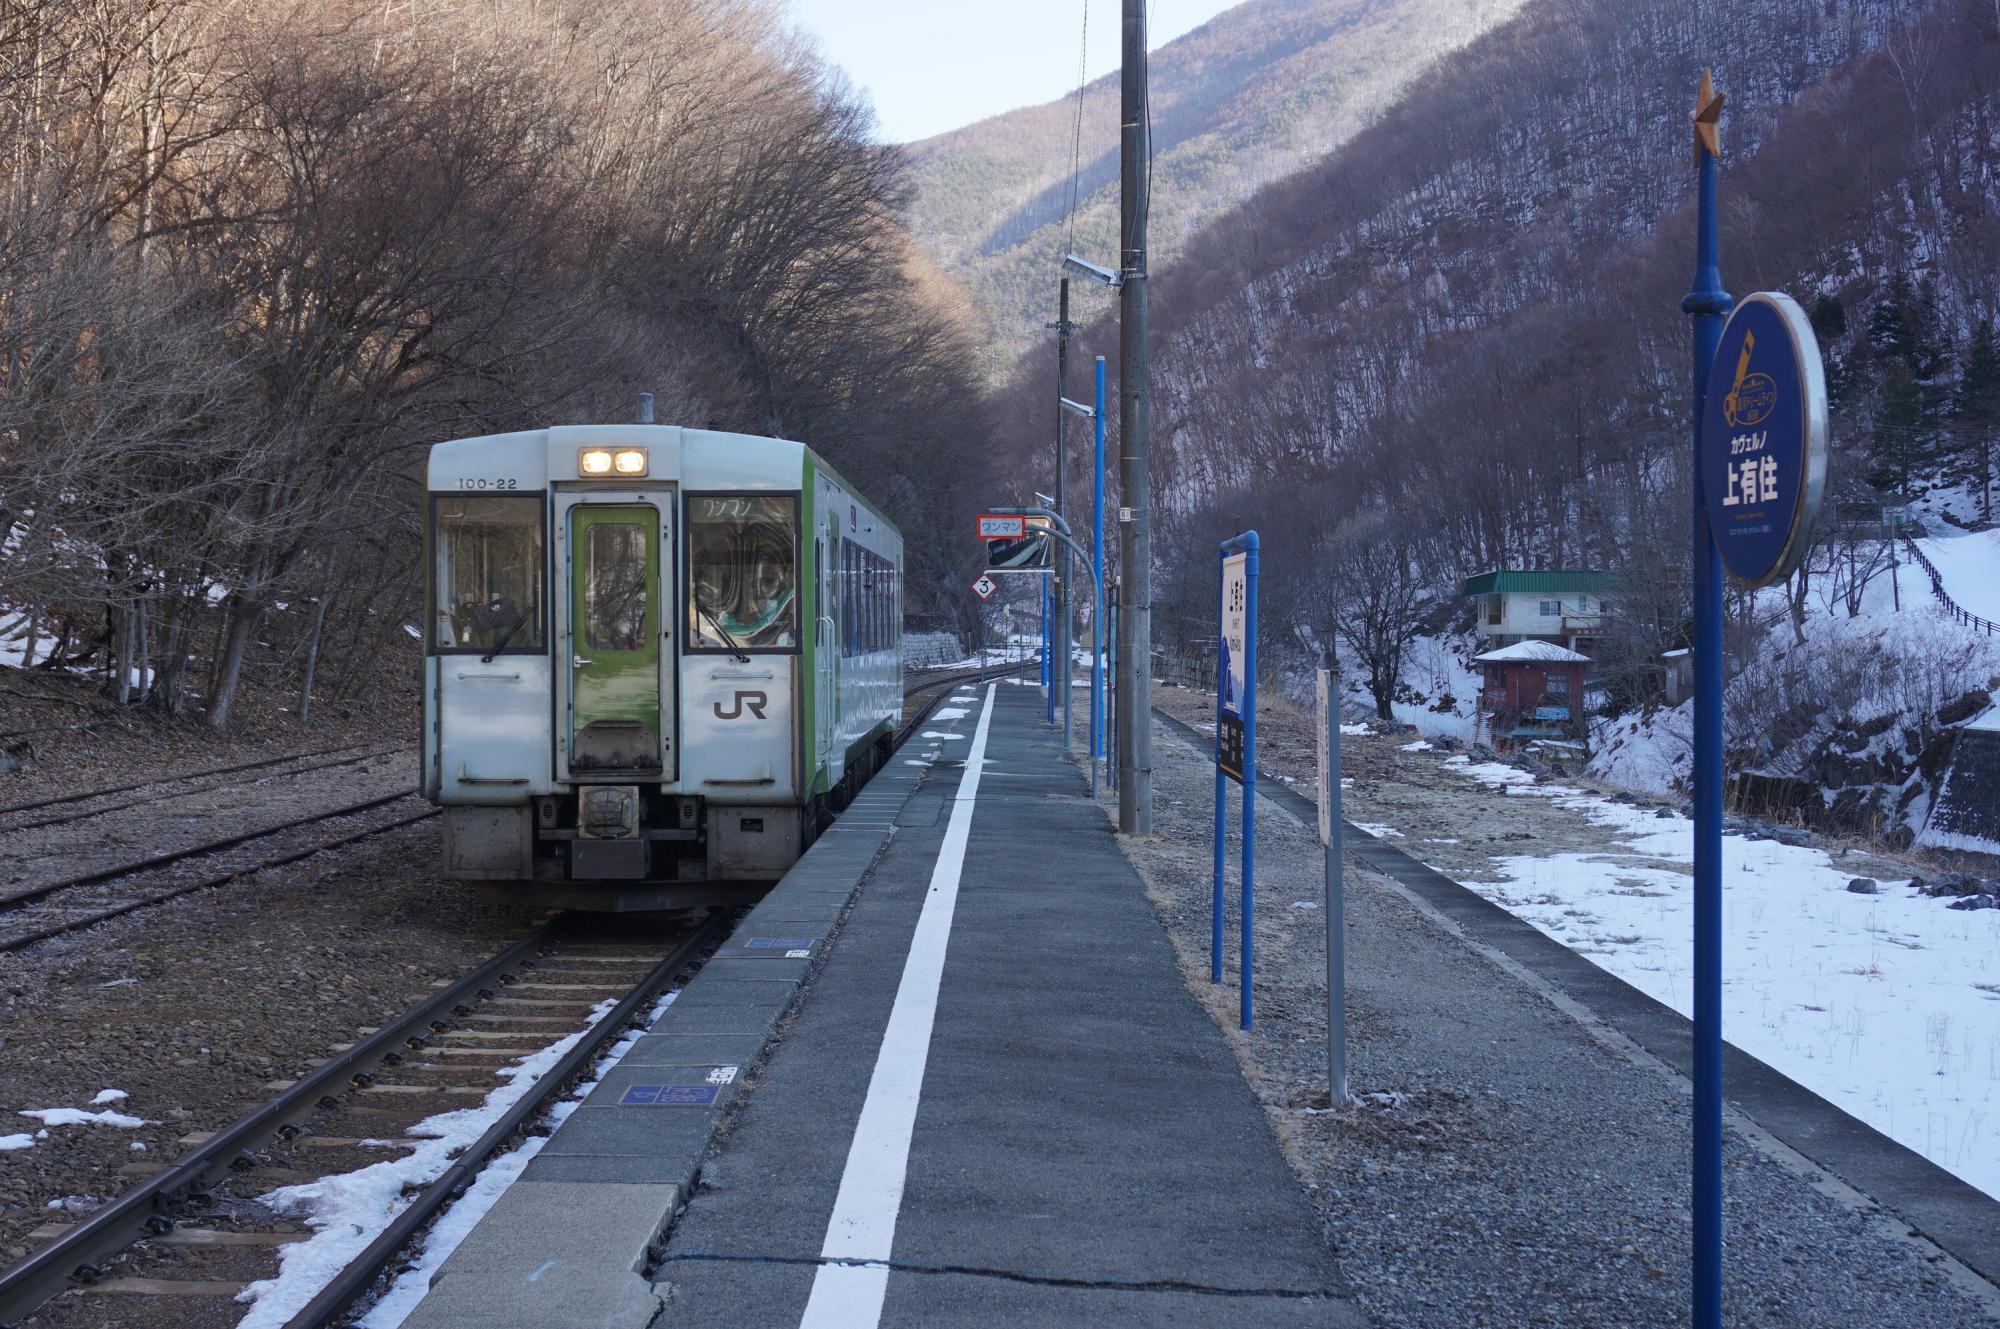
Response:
[401, 683, 1365, 1329]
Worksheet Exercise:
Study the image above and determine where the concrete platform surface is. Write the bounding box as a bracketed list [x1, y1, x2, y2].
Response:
[654, 684, 1363, 1327]
[401, 683, 1363, 1329]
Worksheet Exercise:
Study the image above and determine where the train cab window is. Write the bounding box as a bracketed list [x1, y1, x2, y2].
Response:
[686, 494, 798, 652]
[432, 495, 544, 653]
[584, 522, 648, 650]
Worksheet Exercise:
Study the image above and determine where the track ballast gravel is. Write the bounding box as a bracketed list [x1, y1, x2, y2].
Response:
[1116, 715, 1996, 1328]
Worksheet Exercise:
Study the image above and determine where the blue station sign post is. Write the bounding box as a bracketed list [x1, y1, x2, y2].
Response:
[1683, 70, 1829, 1329]
[1214, 532, 1258, 1030]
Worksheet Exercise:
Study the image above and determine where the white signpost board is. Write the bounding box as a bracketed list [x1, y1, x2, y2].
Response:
[1217, 552, 1249, 778]
[1315, 670, 1333, 846]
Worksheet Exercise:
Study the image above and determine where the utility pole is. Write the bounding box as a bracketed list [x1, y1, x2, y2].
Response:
[1053, 279, 1074, 747]
[1118, 0, 1152, 833]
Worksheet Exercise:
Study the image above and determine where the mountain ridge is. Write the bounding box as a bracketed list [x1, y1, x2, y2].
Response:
[902, 0, 1531, 355]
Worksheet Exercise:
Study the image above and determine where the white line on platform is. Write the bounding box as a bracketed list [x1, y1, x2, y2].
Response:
[796, 683, 997, 1329]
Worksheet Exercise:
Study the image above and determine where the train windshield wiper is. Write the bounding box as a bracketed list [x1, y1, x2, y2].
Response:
[696, 591, 753, 663]
[481, 607, 529, 663]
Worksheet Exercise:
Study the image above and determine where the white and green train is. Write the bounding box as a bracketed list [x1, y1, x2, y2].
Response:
[423, 424, 903, 910]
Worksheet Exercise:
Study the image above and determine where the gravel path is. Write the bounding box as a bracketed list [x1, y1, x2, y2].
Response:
[0, 818, 542, 1263]
[1115, 715, 1997, 1328]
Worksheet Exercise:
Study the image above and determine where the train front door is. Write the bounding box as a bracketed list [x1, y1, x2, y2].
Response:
[564, 503, 668, 777]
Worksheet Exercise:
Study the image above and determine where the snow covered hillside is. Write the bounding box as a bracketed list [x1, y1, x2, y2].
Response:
[1588, 528, 2000, 842]
[1435, 755, 2000, 1203]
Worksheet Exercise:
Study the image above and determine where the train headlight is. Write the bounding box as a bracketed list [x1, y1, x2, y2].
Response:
[613, 448, 647, 475]
[579, 447, 614, 476]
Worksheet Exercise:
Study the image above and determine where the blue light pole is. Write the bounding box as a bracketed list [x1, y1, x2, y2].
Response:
[1042, 572, 1054, 723]
[1093, 356, 1107, 790]
[1682, 68, 1731, 1329]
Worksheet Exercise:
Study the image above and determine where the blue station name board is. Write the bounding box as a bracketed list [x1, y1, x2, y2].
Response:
[1700, 292, 1828, 588]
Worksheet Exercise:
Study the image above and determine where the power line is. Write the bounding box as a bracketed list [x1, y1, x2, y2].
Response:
[1142, 0, 1154, 239]
[1060, 0, 1090, 258]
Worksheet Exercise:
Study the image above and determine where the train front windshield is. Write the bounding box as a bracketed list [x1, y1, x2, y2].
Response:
[433, 495, 545, 652]
[687, 495, 797, 650]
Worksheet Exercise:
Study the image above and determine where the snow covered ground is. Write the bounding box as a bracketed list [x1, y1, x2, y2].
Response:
[1342, 633, 1482, 741]
[1911, 528, 2000, 626]
[1588, 526, 2000, 811]
[1422, 754, 2000, 1202]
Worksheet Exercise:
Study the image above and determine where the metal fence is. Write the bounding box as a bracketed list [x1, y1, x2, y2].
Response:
[1159, 642, 1218, 692]
[1901, 537, 1999, 637]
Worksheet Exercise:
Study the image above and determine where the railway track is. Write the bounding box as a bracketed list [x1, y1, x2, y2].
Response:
[0, 914, 730, 1329]
[0, 744, 410, 836]
[0, 659, 1027, 1322]
[897, 659, 1025, 743]
[0, 665, 1023, 955]
[0, 743, 405, 827]
[0, 791, 436, 953]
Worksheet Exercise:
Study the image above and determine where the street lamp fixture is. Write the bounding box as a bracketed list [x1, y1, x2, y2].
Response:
[1062, 254, 1122, 288]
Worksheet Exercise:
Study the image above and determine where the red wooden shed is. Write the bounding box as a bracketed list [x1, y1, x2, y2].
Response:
[1473, 640, 1591, 748]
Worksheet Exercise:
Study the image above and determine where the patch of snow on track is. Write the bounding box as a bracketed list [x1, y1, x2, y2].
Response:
[18, 1106, 148, 1129]
[353, 987, 686, 1328]
[233, 990, 650, 1327]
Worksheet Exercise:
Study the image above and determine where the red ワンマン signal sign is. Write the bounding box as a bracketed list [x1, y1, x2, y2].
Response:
[976, 514, 1026, 540]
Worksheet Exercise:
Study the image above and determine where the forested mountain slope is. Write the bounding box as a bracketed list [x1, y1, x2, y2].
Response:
[904, 0, 1529, 356]
[991, 0, 1999, 821]
[1002, 0, 1995, 641]
[0, 0, 997, 731]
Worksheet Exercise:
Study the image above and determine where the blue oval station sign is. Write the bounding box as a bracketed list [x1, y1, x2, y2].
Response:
[1701, 291, 1829, 588]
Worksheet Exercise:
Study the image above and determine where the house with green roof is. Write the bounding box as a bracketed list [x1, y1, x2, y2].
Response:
[1460, 570, 1617, 653]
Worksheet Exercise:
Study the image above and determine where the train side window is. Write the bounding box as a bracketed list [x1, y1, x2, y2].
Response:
[584, 522, 647, 650]
[432, 495, 544, 653]
[686, 494, 799, 652]
[844, 541, 857, 657]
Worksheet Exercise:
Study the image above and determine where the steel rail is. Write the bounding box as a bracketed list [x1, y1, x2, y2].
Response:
[895, 660, 1024, 748]
[282, 911, 734, 1329]
[0, 924, 560, 1326]
[0, 742, 392, 819]
[0, 746, 408, 834]
[0, 789, 423, 912]
[0, 807, 438, 953]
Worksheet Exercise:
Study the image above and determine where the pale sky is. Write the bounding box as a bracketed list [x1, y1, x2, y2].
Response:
[785, 1, 1242, 144]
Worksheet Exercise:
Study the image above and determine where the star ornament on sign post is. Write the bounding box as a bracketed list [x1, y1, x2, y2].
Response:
[1700, 291, 1829, 588]
[1693, 67, 1724, 167]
